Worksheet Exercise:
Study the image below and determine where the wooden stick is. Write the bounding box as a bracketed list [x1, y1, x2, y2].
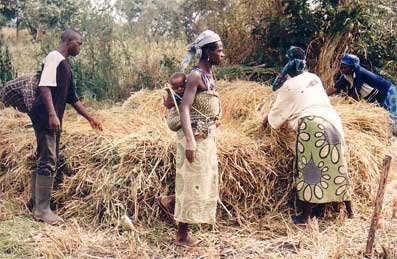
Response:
[166, 84, 180, 115]
[365, 155, 392, 256]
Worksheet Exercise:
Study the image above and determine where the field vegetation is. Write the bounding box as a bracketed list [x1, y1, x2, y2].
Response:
[1, 0, 397, 258]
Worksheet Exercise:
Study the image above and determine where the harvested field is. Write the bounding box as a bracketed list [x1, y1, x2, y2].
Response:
[1, 80, 396, 258]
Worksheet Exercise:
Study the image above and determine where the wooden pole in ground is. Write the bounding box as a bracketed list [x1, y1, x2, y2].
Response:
[365, 155, 392, 256]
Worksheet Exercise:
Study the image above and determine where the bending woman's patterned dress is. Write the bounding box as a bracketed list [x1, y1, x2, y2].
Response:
[268, 71, 352, 204]
[295, 116, 351, 203]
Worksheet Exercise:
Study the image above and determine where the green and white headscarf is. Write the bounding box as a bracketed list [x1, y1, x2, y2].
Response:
[180, 30, 221, 71]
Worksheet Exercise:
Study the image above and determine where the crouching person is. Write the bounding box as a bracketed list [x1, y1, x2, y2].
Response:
[327, 53, 397, 135]
[263, 46, 353, 224]
[28, 29, 103, 224]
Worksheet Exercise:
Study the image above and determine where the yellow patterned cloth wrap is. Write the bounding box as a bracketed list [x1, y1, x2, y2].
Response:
[295, 116, 352, 203]
[166, 90, 221, 133]
[174, 125, 219, 224]
[190, 90, 221, 135]
[166, 106, 181, 131]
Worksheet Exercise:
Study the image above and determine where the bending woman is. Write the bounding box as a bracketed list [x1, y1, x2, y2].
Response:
[174, 30, 224, 246]
[264, 46, 354, 224]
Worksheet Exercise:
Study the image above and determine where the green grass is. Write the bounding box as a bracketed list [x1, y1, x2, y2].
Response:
[0, 217, 42, 258]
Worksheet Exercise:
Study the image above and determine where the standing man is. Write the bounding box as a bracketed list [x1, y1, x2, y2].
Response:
[29, 29, 103, 224]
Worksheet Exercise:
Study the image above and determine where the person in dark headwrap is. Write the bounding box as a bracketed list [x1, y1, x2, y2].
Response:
[264, 46, 354, 224]
[327, 53, 397, 135]
[272, 46, 306, 92]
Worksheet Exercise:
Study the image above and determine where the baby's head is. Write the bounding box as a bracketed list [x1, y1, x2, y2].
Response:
[169, 72, 186, 94]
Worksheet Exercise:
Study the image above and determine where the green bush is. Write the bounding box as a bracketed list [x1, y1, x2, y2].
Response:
[0, 34, 15, 84]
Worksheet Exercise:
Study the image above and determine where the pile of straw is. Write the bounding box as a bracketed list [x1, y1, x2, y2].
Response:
[0, 80, 390, 226]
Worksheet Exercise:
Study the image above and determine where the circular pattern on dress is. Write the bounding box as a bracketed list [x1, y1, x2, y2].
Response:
[295, 116, 350, 203]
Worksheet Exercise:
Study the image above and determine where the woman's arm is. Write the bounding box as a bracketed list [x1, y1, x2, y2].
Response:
[326, 87, 337, 96]
[180, 71, 201, 163]
[262, 114, 269, 128]
[267, 85, 295, 129]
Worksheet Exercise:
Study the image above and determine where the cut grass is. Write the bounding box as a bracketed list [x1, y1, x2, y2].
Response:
[0, 210, 396, 258]
[0, 80, 396, 258]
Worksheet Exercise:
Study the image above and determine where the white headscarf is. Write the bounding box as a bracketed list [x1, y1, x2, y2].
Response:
[180, 30, 221, 71]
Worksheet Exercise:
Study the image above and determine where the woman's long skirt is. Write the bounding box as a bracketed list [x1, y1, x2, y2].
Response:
[295, 116, 352, 203]
[174, 126, 218, 224]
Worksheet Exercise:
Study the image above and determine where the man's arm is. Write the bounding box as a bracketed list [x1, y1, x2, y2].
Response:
[351, 88, 360, 101]
[71, 101, 103, 131]
[40, 86, 60, 132]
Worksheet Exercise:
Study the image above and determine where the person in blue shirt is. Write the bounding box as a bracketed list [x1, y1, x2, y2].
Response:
[327, 53, 397, 135]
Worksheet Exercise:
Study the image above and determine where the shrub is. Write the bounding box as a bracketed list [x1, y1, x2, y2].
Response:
[0, 34, 15, 84]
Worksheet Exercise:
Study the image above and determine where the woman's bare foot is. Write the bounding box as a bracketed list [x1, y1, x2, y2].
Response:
[174, 235, 202, 247]
[344, 201, 354, 219]
[292, 215, 309, 225]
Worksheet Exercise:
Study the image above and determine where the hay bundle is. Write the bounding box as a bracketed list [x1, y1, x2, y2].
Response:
[0, 80, 390, 225]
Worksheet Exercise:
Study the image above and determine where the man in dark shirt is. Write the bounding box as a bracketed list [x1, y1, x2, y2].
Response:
[29, 29, 103, 224]
[327, 53, 397, 135]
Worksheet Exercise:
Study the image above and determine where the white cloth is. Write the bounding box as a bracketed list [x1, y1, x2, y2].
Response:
[268, 72, 344, 138]
[180, 30, 221, 70]
[38, 51, 65, 87]
[343, 74, 378, 101]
